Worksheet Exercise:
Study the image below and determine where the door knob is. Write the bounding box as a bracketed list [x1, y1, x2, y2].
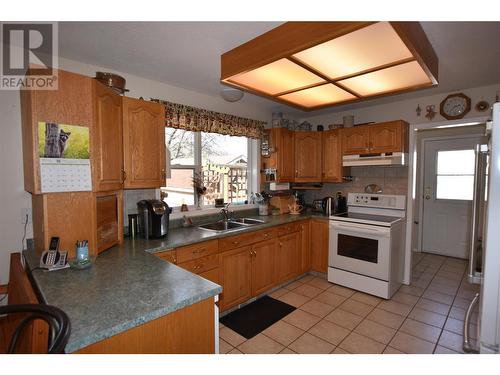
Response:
[424, 187, 431, 200]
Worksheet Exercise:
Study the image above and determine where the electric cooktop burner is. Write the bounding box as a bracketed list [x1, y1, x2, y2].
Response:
[331, 212, 402, 226]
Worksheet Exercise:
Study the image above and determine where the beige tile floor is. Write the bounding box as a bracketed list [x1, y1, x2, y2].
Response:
[219, 252, 480, 354]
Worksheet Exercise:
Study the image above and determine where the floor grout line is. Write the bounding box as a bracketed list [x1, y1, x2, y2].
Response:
[221, 255, 473, 354]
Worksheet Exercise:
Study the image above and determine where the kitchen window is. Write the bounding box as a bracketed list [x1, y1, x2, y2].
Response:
[436, 149, 475, 200]
[162, 128, 256, 209]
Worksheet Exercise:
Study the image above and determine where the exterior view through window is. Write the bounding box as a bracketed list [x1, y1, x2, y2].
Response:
[162, 128, 248, 208]
[436, 149, 475, 200]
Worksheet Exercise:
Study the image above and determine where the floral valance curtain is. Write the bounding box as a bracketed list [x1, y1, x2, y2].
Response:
[151, 99, 266, 139]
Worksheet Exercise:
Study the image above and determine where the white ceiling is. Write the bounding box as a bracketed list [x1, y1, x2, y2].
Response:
[58, 21, 500, 117]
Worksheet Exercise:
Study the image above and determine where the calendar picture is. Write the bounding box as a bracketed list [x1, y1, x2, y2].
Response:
[38, 122, 90, 159]
[38, 122, 92, 193]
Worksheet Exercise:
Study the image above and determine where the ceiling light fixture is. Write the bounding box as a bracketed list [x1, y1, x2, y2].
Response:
[220, 87, 244, 102]
[220, 22, 438, 111]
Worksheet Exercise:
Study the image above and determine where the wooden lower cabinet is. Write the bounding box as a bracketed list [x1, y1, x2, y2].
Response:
[298, 220, 311, 274]
[310, 219, 329, 273]
[199, 267, 220, 285]
[220, 246, 253, 310]
[77, 297, 215, 354]
[251, 238, 277, 296]
[276, 231, 301, 284]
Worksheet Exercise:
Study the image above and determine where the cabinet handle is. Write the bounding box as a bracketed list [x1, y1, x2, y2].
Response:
[161, 169, 167, 179]
[279, 242, 282, 247]
[232, 241, 239, 245]
[121, 169, 127, 182]
[263, 233, 269, 237]
[295, 170, 298, 177]
[193, 249, 203, 254]
[253, 250, 257, 256]
[173, 257, 177, 264]
[249, 251, 253, 257]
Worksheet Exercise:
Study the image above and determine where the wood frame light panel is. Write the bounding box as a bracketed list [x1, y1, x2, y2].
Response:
[221, 22, 438, 111]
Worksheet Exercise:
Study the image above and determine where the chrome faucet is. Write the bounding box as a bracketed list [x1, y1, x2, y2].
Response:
[220, 203, 231, 222]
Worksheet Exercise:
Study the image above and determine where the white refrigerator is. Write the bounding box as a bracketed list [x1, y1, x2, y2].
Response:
[465, 102, 500, 354]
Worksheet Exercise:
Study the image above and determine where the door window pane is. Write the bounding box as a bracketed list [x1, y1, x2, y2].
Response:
[436, 175, 474, 200]
[437, 149, 475, 175]
[161, 169, 195, 207]
[201, 133, 248, 205]
[436, 149, 475, 200]
[166, 128, 195, 165]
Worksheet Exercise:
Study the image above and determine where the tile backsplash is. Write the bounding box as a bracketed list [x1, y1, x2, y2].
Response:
[123, 188, 157, 221]
[303, 166, 408, 202]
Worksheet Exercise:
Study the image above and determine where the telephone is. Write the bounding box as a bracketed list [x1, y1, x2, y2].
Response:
[40, 237, 69, 271]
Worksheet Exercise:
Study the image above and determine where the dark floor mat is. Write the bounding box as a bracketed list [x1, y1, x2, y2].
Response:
[220, 296, 296, 339]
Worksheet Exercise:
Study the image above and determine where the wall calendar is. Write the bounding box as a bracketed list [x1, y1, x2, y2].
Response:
[38, 122, 92, 193]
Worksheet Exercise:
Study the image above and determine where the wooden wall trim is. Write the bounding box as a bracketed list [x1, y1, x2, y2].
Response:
[221, 21, 373, 79]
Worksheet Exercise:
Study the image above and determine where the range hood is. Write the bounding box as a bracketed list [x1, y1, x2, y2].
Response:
[343, 152, 407, 166]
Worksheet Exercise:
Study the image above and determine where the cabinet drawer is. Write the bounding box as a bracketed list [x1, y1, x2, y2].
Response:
[178, 254, 219, 275]
[155, 249, 177, 264]
[176, 240, 218, 263]
[277, 222, 301, 237]
[219, 228, 277, 252]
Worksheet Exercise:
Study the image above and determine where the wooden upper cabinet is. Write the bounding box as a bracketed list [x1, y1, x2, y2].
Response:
[342, 120, 408, 156]
[322, 129, 343, 182]
[277, 128, 295, 182]
[369, 120, 408, 153]
[251, 238, 277, 296]
[20, 69, 93, 194]
[122, 98, 166, 189]
[263, 128, 295, 182]
[92, 81, 123, 192]
[342, 126, 370, 155]
[294, 132, 322, 182]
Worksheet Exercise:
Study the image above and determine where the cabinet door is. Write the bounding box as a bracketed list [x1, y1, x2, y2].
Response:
[220, 246, 252, 311]
[342, 126, 370, 155]
[322, 129, 343, 182]
[294, 132, 322, 182]
[298, 221, 311, 274]
[93, 81, 123, 191]
[199, 267, 220, 285]
[310, 219, 329, 273]
[277, 128, 295, 182]
[276, 232, 300, 284]
[251, 238, 277, 296]
[122, 98, 166, 189]
[369, 121, 406, 153]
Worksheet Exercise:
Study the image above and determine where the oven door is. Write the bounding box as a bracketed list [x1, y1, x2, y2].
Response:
[329, 220, 391, 281]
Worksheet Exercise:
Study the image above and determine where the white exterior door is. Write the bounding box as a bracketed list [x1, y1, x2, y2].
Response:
[421, 136, 486, 258]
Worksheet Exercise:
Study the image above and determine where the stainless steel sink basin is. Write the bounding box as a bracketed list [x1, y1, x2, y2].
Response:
[197, 218, 266, 233]
[198, 221, 247, 233]
[230, 218, 266, 225]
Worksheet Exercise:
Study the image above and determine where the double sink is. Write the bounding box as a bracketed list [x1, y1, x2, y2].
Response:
[198, 218, 266, 233]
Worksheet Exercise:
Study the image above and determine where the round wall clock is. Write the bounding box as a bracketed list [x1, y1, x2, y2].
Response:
[440, 93, 471, 120]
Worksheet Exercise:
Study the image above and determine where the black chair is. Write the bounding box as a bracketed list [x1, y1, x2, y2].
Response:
[0, 304, 71, 354]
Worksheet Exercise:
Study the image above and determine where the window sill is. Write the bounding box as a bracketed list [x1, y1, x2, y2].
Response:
[169, 203, 259, 220]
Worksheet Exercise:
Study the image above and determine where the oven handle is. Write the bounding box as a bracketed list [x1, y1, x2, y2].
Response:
[330, 221, 391, 236]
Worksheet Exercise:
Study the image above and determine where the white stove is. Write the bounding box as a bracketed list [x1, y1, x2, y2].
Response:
[328, 193, 406, 299]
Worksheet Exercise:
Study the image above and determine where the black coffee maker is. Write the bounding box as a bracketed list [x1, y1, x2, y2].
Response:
[137, 200, 171, 239]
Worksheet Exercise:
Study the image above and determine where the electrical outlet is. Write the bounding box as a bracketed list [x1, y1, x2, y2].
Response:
[21, 207, 32, 224]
